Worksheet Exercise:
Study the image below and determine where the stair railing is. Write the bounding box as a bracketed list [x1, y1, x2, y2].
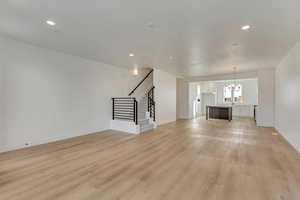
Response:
[112, 69, 155, 125]
[112, 97, 138, 125]
[128, 69, 153, 96]
[147, 86, 155, 122]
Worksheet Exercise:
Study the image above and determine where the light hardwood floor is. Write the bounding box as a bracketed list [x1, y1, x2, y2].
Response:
[0, 117, 300, 200]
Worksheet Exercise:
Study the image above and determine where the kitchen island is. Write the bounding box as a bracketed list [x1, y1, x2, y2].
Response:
[206, 105, 232, 121]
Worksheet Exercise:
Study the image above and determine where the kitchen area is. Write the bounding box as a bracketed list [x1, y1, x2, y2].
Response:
[190, 78, 258, 121]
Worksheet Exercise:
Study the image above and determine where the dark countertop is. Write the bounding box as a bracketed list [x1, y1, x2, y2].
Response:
[206, 105, 232, 108]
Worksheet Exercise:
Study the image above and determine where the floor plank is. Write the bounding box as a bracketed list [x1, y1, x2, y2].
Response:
[0, 117, 299, 200]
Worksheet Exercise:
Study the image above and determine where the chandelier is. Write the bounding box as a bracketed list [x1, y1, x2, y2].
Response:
[225, 67, 238, 88]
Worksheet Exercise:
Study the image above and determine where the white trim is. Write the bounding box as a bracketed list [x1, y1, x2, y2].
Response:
[0, 129, 105, 153]
[110, 120, 140, 134]
[275, 128, 300, 153]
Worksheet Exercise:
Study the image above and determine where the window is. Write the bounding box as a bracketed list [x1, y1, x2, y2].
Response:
[223, 84, 243, 103]
[224, 85, 232, 103]
[234, 84, 243, 103]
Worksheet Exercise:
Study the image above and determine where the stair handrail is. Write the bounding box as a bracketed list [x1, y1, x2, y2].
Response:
[128, 69, 153, 96]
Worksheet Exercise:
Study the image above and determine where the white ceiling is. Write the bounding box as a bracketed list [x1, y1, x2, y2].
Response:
[1, 0, 300, 77]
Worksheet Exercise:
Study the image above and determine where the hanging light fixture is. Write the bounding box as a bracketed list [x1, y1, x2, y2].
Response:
[233, 66, 237, 87]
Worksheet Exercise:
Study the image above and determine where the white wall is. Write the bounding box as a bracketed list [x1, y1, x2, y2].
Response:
[153, 69, 177, 125]
[275, 40, 300, 152]
[0, 36, 148, 152]
[176, 78, 190, 119]
[256, 69, 275, 127]
[242, 79, 259, 105]
[0, 44, 4, 149]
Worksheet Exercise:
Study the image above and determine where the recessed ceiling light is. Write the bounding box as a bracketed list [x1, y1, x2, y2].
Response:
[46, 20, 56, 26]
[129, 53, 135, 57]
[241, 25, 250, 30]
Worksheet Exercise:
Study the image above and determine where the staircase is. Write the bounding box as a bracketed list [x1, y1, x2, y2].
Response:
[138, 94, 156, 132]
[110, 69, 156, 134]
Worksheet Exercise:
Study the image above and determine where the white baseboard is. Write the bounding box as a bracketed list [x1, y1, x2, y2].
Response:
[275, 128, 300, 153]
[157, 119, 177, 126]
[0, 129, 106, 153]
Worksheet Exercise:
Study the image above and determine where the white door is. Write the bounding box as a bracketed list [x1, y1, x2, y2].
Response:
[193, 99, 202, 118]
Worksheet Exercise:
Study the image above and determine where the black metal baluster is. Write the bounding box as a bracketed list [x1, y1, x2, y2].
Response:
[133, 98, 136, 124]
[112, 98, 115, 120]
[153, 101, 156, 122]
[135, 99, 138, 125]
